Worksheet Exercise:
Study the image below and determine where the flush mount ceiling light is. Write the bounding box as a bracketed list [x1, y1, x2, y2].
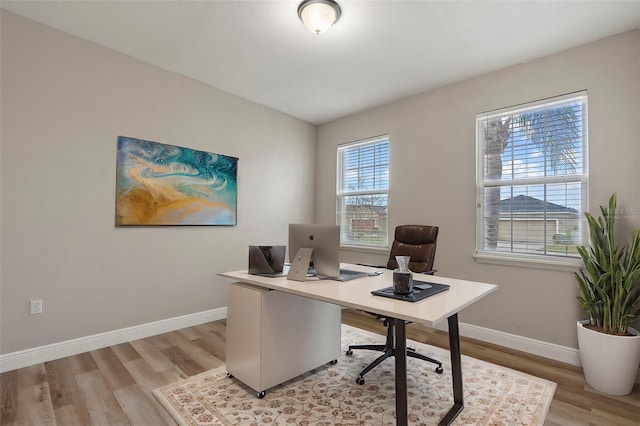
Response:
[297, 0, 342, 35]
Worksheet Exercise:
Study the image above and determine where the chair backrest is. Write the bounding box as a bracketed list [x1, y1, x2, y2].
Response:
[386, 225, 439, 273]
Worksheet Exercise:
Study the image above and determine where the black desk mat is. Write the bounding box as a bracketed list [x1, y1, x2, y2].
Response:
[371, 280, 450, 302]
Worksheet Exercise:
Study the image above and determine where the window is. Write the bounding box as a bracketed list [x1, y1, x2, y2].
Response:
[337, 135, 389, 248]
[476, 92, 588, 262]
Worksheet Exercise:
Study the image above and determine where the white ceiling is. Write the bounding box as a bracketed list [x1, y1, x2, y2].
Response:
[2, 1, 639, 125]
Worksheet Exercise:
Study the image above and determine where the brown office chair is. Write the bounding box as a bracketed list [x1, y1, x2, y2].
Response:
[346, 225, 443, 385]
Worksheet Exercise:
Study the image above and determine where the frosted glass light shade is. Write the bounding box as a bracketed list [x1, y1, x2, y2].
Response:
[298, 0, 341, 35]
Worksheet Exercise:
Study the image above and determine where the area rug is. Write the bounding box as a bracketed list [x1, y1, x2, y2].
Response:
[153, 325, 556, 425]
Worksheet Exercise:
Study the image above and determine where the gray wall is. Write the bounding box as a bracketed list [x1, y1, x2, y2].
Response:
[2, 10, 638, 357]
[316, 30, 640, 348]
[0, 11, 316, 354]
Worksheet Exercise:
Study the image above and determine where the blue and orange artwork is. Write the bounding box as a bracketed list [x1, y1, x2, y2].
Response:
[116, 136, 238, 225]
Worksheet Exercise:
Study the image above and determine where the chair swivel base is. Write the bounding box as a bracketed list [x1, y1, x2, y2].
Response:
[346, 343, 443, 385]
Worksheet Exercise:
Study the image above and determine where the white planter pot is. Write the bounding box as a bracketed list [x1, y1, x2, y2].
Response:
[577, 320, 640, 395]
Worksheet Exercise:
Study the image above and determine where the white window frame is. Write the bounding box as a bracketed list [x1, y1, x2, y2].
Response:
[337, 135, 390, 249]
[475, 92, 589, 268]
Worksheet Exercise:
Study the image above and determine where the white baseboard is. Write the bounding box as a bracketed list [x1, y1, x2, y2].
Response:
[435, 320, 640, 384]
[0, 307, 227, 373]
[4, 307, 638, 385]
[454, 322, 581, 366]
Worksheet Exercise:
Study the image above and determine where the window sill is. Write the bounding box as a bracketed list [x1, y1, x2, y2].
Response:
[340, 244, 389, 255]
[474, 252, 582, 272]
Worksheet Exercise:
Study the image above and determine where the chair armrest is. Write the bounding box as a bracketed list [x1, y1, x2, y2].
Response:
[357, 264, 437, 275]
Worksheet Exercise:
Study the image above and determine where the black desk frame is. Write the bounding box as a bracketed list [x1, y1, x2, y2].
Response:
[393, 313, 462, 426]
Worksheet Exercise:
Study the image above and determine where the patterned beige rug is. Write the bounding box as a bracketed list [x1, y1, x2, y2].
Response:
[154, 324, 556, 425]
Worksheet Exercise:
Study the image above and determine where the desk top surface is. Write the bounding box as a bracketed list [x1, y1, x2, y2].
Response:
[219, 264, 498, 326]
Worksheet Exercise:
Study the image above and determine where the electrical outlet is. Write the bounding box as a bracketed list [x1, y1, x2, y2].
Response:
[30, 299, 43, 315]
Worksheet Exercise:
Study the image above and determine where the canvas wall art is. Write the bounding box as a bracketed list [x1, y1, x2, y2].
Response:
[116, 136, 238, 226]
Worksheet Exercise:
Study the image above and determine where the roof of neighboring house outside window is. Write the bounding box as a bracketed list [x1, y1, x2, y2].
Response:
[499, 195, 578, 214]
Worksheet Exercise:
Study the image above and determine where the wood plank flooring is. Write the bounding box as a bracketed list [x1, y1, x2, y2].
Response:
[1, 310, 638, 425]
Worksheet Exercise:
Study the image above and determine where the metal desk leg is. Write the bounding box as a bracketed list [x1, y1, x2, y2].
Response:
[439, 313, 464, 425]
[394, 318, 408, 426]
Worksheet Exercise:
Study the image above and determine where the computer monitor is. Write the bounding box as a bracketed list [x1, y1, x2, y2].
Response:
[288, 224, 340, 278]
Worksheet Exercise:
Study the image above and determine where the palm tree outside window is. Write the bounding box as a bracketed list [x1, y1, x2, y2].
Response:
[476, 91, 588, 263]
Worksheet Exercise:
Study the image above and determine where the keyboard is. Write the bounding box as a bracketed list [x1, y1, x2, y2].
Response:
[335, 269, 369, 282]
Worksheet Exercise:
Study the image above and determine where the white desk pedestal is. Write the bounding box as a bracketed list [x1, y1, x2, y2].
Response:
[226, 282, 341, 396]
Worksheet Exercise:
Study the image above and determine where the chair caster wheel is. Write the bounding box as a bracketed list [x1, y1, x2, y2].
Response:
[257, 391, 266, 398]
[346, 349, 353, 356]
[435, 366, 443, 374]
[226, 372, 234, 378]
[329, 359, 338, 364]
[356, 376, 365, 385]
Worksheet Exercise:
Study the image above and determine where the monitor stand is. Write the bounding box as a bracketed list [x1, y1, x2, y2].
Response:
[287, 248, 313, 282]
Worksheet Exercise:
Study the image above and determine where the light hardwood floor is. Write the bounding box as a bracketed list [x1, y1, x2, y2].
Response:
[1, 310, 639, 425]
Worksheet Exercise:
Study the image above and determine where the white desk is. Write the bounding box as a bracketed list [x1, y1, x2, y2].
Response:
[220, 264, 498, 426]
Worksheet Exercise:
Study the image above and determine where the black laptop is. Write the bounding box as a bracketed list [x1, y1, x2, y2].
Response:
[248, 245, 288, 277]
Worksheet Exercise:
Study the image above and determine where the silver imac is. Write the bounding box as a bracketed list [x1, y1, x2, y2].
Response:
[288, 224, 340, 278]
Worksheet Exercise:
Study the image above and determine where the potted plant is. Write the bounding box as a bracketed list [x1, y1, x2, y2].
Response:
[575, 193, 640, 395]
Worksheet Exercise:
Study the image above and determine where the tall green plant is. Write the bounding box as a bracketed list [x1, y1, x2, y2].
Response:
[576, 193, 640, 335]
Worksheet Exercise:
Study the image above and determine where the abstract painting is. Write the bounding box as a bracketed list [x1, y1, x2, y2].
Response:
[116, 136, 238, 226]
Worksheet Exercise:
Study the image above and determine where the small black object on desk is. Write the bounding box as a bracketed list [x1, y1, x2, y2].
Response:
[371, 280, 450, 302]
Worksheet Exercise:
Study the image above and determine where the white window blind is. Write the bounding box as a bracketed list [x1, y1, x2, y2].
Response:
[476, 92, 588, 261]
[337, 135, 389, 247]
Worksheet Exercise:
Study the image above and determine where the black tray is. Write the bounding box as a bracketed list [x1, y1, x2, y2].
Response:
[371, 280, 450, 302]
